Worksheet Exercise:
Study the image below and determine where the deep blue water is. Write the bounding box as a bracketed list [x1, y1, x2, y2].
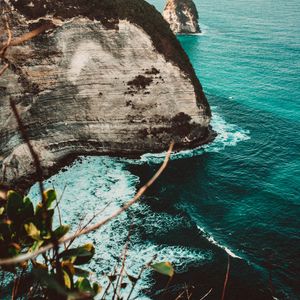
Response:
[30, 0, 300, 299]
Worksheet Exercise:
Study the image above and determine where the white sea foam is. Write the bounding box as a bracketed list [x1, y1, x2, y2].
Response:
[29, 156, 211, 299]
[138, 107, 250, 164]
[196, 225, 241, 259]
[28, 108, 248, 297]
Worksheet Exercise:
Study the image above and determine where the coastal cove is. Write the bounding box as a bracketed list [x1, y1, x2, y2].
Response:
[25, 0, 300, 299]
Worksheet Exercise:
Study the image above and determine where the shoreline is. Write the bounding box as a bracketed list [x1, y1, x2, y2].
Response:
[1, 127, 217, 194]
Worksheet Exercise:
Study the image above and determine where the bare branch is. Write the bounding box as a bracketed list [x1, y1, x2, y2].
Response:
[9, 23, 54, 47]
[10, 100, 46, 204]
[114, 223, 133, 299]
[0, 63, 8, 76]
[174, 290, 185, 300]
[0, 142, 174, 265]
[199, 288, 212, 300]
[66, 199, 114, 250]
[127, 255, 157, 300]
[221, 255, 230, 300]
[0, 12, 12, 58]
[0, 22, 55, 51]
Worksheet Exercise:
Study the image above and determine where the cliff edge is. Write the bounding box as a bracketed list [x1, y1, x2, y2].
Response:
[0, 0, 213, 190]
[163, 0, 201, 34]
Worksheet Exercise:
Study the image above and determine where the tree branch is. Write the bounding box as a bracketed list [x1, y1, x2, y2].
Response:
[221, 255, 230, 300]
[0, 142, 174, 265]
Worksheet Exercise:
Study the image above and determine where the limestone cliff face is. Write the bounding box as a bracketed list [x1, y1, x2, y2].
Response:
[163, 0, 201, 34]
[0, 0, 213, 190]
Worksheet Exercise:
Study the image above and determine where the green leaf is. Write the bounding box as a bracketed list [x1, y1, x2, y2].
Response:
[33, 269, 67, 295]
[63, 270, 72, 289]
[59, 243, 95, 265]
[0, 221, 11, 240]
[126, 273, 138, 283]
[75, 277, 93, 293]
[43, 189, 57, 208]
[29, 240, 44, 252]
[120, 282, 128, 289]
[24, 222, 41, 241]
[0, 207, 4, 216]
[93, 282, 102, 294]
[108, 275, 117, 282]
[20, 197, 34, 221]
[6, 190, 23, 220]
[62, 261, 75, 276]
[8, 243, 21, 256]
[53, 225, 70, 239]
[33, 262, 48, 270]
[5, 192, 34, 230]
[151, 262, 174, 277]
[74, 267, 90, 278]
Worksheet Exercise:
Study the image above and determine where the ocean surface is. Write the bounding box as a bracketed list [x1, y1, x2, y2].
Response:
[30, 0, 300, 299]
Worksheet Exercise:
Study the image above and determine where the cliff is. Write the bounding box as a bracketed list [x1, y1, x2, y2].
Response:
[163, 0, 201, 34]
[0, 0, 213, 191]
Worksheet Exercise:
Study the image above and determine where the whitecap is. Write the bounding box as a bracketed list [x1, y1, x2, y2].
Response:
[137, 106, 250, 164]
[196, 225, 241, 259]
[27, 108, 249, 297]
[29, 157, 212, 299]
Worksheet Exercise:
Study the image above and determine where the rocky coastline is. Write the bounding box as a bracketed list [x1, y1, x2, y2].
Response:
[163, 0, 201, 34]
[0, 0, 214, 192]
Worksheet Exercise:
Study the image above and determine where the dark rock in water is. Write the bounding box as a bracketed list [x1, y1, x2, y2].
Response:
[163, 0, 201, 34]
[0, 0, 213, 190]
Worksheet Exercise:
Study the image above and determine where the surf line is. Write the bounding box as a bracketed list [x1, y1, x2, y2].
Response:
[197, 225, 242, 259]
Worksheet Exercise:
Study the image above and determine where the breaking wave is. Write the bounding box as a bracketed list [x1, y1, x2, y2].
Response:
[139, 107, 250, 164]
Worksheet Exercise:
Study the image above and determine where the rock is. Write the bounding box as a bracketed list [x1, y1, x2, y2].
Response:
[0, 0, 213, 191]
[163, 0, 201, 34]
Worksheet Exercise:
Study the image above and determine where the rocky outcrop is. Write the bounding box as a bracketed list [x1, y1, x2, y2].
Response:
[163, 0, 201, 34]
[0, 0, 213, 191]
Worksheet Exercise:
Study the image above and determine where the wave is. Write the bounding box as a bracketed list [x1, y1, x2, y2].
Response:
[138, 106, 250, 164]
[28, 108, 249, 297]
[29, 156, 212, 298]
[196, 225, 241, 259]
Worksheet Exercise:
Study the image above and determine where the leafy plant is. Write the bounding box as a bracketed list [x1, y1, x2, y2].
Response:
[0, 189, 176, 299]
[0, 189, 100, 299]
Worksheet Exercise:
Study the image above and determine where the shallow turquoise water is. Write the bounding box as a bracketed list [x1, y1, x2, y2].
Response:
[29, 1, 300, 299]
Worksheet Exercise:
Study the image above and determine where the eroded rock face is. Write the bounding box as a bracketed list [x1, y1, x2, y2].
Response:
[0, 0, 213, 190]
[163, 0, 201, 34]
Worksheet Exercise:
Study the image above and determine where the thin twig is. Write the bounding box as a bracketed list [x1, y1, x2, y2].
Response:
[66, 200, 113, 250]
[221, 255, 230, 300]
[114, 223, 134, 300]
[11, 269, 24, 300]
[199, 288, 212, 300]
[0, 22, 55, 50]
[174, 290, 185, 300]
[184, 282, 190, 300]
[126, 255, 157, 300]
[0, 63, 8, 76]
[11, 273, 17, 300]
[53, 183, 67, 210]
[10, 100, 46, 204]
[100, 266, 118, 300]
[10, 100, 64, 285]
[0, 12, 12, 58]
[0, 142, 174, 265]
[163, 276, 174, 298]
[53, 184, 66, 249]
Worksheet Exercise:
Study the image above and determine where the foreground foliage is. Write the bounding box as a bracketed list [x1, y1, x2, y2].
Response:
[0, 189, 174, 299]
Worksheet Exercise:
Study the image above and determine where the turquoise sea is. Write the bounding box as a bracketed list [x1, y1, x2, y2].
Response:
[30, 0, 300, 299]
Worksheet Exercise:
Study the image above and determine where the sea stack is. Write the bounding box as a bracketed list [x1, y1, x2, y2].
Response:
[0, 0, 212, 190]
[163, 0, 201, 34]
